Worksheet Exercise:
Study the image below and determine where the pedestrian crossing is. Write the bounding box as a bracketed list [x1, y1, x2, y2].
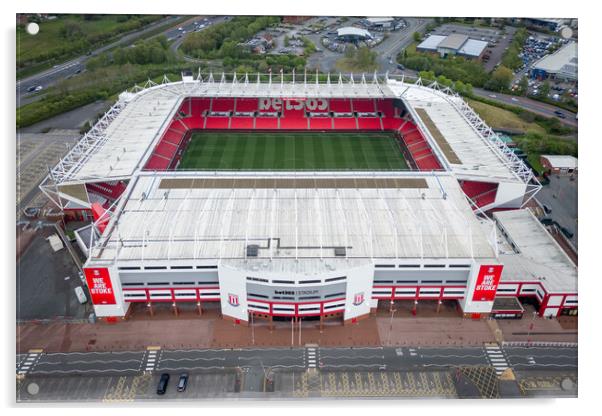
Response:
[306, 345, 318, 369]
[144, 346, 161, 372]
[484, 343, 510, 376]
[17, 349, 43, 375]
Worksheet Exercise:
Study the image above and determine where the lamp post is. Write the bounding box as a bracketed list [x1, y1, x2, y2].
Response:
[251, 312, 255, 345]
[387, 300, 396, 346]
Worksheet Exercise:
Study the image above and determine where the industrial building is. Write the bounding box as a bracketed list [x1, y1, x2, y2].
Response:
[417, 34, 488, 59]
[39, 72, 577, 326]
[531, 41, 578, 81]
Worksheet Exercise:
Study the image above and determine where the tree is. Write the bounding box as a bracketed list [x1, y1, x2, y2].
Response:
[486, 65, 514, 92]
[517, 76, 529, 95]
[413, 31, 422, 42]
[538, 81, 551, 98]
[60, 20, 84, 39]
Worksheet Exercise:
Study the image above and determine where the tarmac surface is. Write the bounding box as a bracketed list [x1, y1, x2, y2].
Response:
[535, 174, 578, 248]
[16, 344, 577, 401]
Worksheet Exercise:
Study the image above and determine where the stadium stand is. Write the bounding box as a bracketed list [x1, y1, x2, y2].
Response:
[460, 180, 499, 208]
[333, 117, 358, 130]
[230, 117, 255, 129]
[86, 181, 127, 201]
[143, 97, 443, 173]
[357, 117, 382, 130]
[329, 99, 353, 113]
[211, 98, 236, 113]
[309, 117, 333, 130]
[235, 98, 259, 112]
[352, 99, 376, 113]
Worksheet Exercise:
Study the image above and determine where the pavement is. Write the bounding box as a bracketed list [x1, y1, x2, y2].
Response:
[17, 300, 578, 353]
[16, 227, 90, 321]
[535, 174, 578, 248]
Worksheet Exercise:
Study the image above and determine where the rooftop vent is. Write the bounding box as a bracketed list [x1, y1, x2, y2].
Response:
[246, 244, 259, 257]
[334, 247, 346, 257]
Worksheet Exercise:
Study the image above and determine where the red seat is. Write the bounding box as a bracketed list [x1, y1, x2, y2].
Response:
[280, 117, 307, 130]
[255, 117, 279, 129]
[309, 118, 332, 130]
[181, 116, 205, 130]
[235, 98, 258, 112]
[230, 117, 254, 129]
[153, 141, 178, 159]
[376, 99, 396, 117]
[333, 118, 357, 130]
[352, 99, 375, 113]
[211, 98, 235, 112]
[330, 99, 353, 113]
[204, 117, 230, 129]
[189, 98, 212, 115]
[145, 155, 171, 170]
[357, 117, 382, 130]
[162, 130, 184, 145]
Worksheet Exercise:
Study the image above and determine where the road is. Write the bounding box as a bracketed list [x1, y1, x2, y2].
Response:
[16, 344, 577, 400]
[472, 87, 577, 127]
[17, 344, 576, 376]
[374, 18, 432, 72]
[17, 16, 193, 106]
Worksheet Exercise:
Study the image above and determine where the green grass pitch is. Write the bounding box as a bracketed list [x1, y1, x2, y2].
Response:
[178, 131, 409, 170]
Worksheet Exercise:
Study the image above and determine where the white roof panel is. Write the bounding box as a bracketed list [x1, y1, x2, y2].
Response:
[91, 172, 496, 265]
[494, 209, 577, 294]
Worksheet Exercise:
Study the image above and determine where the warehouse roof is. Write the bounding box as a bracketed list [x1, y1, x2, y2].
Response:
[438, 34, 469, 50]
[541, 155, 578, 169]
[417, 35, 446, 51]
[459, 39, 488, 57]
[366, 17, 394, 24]
[533, 42, 577, 78]
[494, 209, 577, 294]
[337, 27, 372, 39]
[89, 172, 496, 265]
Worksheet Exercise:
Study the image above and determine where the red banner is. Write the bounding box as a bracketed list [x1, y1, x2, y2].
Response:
[472, 265, 503, 302]
[83, 268, 117, 305]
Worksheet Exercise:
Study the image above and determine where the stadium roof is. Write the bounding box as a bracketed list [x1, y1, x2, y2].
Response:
[494, 209, 577, 294]
[388, 80, 520, 181]
[533, 42, 577, 79]
[337, 27, 372, 39]
[45, 75, 532, 191]
[541, 155, 578, 170]
[89, 172, 497, 266]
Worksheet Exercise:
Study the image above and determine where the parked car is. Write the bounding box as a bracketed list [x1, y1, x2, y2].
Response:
[177, 373, 189, 392]
[543, 204, 552, 214]
[157, 373, 170, 395]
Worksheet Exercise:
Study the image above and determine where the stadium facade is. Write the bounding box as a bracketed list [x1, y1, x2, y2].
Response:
[40, 72, 577, 325]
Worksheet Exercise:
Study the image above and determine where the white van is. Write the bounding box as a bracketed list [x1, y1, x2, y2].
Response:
[74, 286, 88, 304]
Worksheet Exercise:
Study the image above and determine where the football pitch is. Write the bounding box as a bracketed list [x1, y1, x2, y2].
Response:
[178, 131, 409, 170]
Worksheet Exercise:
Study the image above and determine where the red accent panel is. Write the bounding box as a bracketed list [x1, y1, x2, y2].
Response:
[472, 265, 504, 302]
[83, 267, 117, 305]
[211, 98, 236, 112]
[353, 99, 375, 112]
[236, 98, 259, 112]
[91, 202, 109, 233]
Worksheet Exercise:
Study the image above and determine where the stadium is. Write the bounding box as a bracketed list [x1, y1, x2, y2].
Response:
[40, 71, 577, 326]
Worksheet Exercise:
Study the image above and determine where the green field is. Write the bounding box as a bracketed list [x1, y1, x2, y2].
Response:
[178, 132, 409, 170]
